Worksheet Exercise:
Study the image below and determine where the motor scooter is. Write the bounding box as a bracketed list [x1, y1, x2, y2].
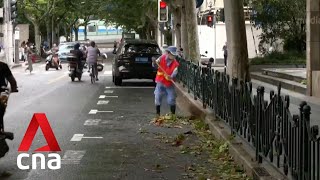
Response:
[45, 50, 62, 70]
[67, 53, 85, 82]
[0, 87, 16, 158]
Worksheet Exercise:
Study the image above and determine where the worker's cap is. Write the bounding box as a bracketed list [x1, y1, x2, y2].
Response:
[165, 46, 177, 56]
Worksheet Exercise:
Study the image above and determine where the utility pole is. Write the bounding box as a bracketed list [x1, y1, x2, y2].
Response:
[306, 0, 320, 97]
[3, 0, 15, 66]
[224, 0, 250, 81]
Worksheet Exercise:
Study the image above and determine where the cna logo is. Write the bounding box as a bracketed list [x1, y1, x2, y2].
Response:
[17, 113, 61, 170]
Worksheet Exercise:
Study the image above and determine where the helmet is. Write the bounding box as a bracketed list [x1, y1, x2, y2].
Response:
[74, 43, 80, 50]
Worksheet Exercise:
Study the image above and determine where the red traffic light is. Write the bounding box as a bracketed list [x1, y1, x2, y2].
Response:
[160, 1, 167, 9]
[207, 15, 213, 22]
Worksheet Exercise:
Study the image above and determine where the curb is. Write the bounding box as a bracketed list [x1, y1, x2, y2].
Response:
[175, 82, 287, 180]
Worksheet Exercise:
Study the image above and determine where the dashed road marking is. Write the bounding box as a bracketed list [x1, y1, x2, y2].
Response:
[61, 150, 86, 164]
[97, 100, 109, 105]
[89, 109, 113, 114]
[104, 90, 114, 93]
[70, 134, 103, 141]
[47, 74, 67, 84]
[84, 119, 101, 125]
[99, 95, 118, 98]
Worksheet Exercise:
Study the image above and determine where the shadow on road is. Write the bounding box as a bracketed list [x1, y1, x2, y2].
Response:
[120, 81, 156, 87]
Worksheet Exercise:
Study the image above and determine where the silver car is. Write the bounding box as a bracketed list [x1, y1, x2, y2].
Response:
[58, 43, 76, 61]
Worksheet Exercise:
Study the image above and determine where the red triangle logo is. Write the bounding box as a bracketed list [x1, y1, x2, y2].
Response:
[18, 113, 61, 152]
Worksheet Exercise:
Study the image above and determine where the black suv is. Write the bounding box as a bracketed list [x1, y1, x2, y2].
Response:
[112, 39, 162, 86]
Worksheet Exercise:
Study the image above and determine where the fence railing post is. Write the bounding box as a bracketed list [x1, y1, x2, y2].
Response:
[302, 104, 311, 180]
[256, 86, 264, 163]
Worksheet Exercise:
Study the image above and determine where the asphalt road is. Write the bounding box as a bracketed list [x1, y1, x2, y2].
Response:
[0, 52, 213, 180]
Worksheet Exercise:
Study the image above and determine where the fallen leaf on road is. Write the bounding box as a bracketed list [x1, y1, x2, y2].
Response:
[139, 128, 148, 134]
[173, 125, 183, 129]
[173, 134, 186, 146]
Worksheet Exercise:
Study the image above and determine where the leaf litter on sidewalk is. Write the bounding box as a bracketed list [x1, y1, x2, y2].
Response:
[147, 114, 252, 180]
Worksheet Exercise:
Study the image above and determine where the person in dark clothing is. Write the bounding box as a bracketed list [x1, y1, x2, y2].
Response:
[72, 43, 84, 72]
[222, 42, 228, 67]
[0, 62, 18, 92]
[113, 41, 117, 54]
[0, 61, 18, 132]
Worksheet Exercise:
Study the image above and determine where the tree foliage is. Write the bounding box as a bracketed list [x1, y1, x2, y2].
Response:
[17, 0, 159, 47]
[251, 0, 306, 53]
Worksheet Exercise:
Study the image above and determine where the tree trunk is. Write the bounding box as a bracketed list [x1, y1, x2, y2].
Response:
[64, 26, 69, 42]
[84, 24, 88, 40]
[185, 0, 200, 63]
[46, 19, 51, 47]
[34, 23, 41, 54]
[51, 16, 56, 45]
[56, 23, 60, 44]
[224, 0, 250, 81]
[74, 26, 79, 41]
[173, 7, 182, 50]
[181, 3, 189, 59]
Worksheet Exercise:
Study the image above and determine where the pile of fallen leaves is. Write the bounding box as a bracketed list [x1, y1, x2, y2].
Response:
[151, 115, 251, 180]
[151, 114, 189, 128]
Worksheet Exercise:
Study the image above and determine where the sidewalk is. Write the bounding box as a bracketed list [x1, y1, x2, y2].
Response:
[210, 66, 320, 126]
[251, 79, 320, 126]
[11, 58, 43, 69]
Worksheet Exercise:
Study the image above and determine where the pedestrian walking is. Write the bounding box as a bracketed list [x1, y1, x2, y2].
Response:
[152, 47, 180, 119]
[20, 41, 26, 62]
[222, 42, 228, 67]
[25, 43, 33, 74]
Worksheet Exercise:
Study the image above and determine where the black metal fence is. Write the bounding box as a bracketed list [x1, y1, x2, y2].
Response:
[176, 58, 320, 180]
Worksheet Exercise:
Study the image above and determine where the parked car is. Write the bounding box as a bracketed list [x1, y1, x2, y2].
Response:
[112, 39, 162, 86]
[58, 42, 76, 61]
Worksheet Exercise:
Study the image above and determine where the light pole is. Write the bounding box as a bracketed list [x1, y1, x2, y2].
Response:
[209, 2, 216, 65]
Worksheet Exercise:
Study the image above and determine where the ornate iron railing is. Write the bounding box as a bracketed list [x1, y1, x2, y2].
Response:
[176, 58, 320, 180]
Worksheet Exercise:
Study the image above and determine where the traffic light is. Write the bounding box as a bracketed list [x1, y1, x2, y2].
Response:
[207, 14, 213, 27]
[10, 0, 17, 22]
[158, 0, 168, 22]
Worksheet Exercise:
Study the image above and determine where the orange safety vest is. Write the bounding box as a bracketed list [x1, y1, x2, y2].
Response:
[155, 55, 179, 87]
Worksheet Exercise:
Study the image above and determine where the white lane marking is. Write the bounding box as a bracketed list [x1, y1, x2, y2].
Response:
[61, 150, 86, 164]
[70, 134, 84, 141]
[99, 95, 118, 98]
[39, 64, 46, 68]
[97, 100, 109, 105]
[89, 109, 113, 114]
[105, 86, 154, 89]
[104, 71, 112, 75]
[84, 119, 101, 125]
[82, 137, 103, 139]
[89, 109, 98, 114]
[70, 134, 103, 142]
[104, 90, 114, 93]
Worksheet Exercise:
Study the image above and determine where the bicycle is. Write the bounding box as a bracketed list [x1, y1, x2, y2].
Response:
[90, 64, 96, 84]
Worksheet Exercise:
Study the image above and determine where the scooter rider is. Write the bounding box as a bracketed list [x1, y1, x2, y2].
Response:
[51, 43, 59, 66]
[72, 43, 84, 72]
[0, 61, 18, 132]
